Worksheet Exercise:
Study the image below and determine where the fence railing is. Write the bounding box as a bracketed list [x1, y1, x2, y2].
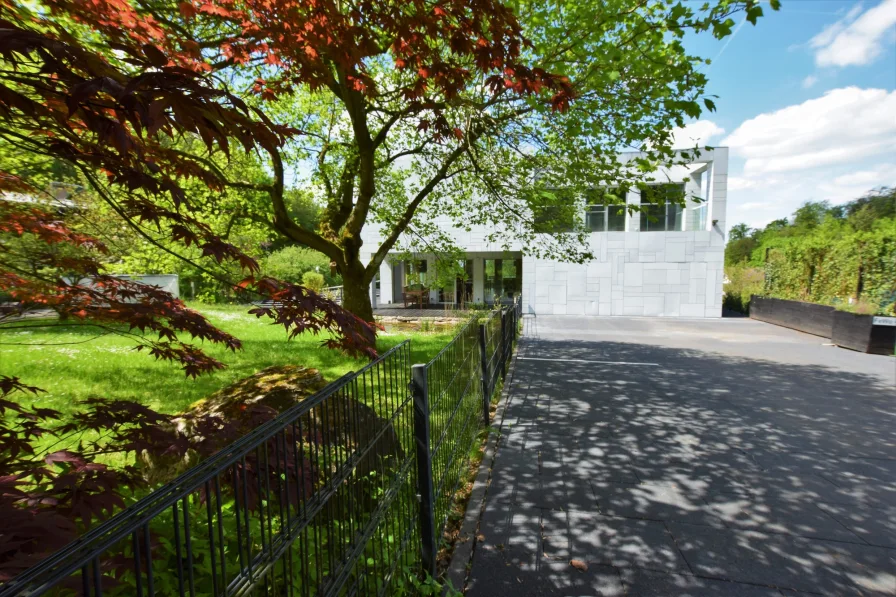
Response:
[4, 298, 523, 596]
[323, 285, 344, 305]
[409, 297, 522, 576]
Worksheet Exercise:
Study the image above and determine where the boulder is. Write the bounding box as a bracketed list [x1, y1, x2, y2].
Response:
[138, 365, 405, 510]
[186, 364, 326, 421]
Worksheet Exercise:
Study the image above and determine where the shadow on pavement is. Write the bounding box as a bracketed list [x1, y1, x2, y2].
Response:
[466, 339, 896, 596]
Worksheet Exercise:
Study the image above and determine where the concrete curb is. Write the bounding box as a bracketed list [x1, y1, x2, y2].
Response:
[444, 336, 526, 594]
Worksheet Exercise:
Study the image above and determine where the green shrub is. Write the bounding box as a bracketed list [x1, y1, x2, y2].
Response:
[262, 246, 340, 286]
[302, 271, 325, 292]
[723, 264, 764, 314]
[761, 217, 896, 315]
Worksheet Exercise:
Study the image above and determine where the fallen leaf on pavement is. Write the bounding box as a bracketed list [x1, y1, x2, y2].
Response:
[570, 559, 588, 572]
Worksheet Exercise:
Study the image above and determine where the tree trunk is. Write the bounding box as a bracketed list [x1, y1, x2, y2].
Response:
[341, 265, 374, 322]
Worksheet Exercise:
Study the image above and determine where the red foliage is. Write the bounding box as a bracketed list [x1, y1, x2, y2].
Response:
[0, 380, 318, 582]
[0, 0, 574, 579]
[178, 0, 577, 114]
[22, 0, 574, 145]
[0, 382, 141, 581]
[0, 4, 377, 367]
[0, 3, 375, 577]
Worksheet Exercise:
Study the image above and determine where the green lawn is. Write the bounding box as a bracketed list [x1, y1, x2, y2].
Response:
[1, 304, 458, 417]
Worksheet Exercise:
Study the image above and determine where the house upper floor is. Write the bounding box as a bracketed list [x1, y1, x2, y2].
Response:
[360, 147, 728, 258]
[531, 147, 728, 235]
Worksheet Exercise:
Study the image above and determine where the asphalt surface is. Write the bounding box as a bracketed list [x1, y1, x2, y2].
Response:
[465, 316, 896, 596]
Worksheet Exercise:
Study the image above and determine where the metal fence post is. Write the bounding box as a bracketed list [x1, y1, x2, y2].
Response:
[478, 322, 489, 426]
[500, 308, 508, 380]
[411, 364, 437, 578]
[511, 302, 517, 340]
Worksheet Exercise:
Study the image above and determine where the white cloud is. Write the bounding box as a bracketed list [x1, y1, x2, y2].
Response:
[815, 163, 896, 202]
[726, 162, 896, 230]
[810, 0, 896, 67]
[727, 177, 759, 191]
[809, 4, 865, 49]
[723, 89, 896, 230]
[739, 201, 773, 211]
[801, 75, 818, 89]
[669, 120, 725, 149]
[721, 87, 896, 175]
[832, 163, 896, 187]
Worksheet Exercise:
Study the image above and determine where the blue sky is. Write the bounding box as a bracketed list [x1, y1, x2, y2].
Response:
[675, 0, 896, 231]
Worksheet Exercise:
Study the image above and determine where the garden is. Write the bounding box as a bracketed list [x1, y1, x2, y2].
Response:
[723, 188, 896, 317]
[1, 305, 473, 594]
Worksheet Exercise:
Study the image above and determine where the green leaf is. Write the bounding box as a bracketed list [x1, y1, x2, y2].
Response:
[746, 5, 764, 25]
[713, 17, 736, 38]
[683, 101, 701, 119]
[703, 98, 716, 112]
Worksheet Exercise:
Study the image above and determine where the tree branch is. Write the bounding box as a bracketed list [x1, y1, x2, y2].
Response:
[365, 140, 472, 282]
[267, 149, 345, 267]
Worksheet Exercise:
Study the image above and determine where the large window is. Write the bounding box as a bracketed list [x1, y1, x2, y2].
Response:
[404, 259, 428, 287]
[640, 184, 685, 232]
[484, 258, 522, 304]
[532, 189, 577, 233]
[585, 188, 626, 232]
[585, 204, 627, 232]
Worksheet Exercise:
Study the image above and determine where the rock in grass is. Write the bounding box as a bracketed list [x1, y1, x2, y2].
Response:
[138, 364, 405, 510]
[187, 364, 327, 420]
[137, 365, 325, 484]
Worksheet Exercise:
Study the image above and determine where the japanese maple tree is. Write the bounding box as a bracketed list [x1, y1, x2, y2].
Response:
[0, 1, 379, 574]
[6, 0, 777, 321]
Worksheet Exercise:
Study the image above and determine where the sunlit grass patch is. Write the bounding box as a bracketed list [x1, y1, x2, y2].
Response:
[1, 303, 457, 418]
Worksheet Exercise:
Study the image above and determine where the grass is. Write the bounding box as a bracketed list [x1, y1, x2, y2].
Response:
[0, 303, 459, 418]
[1, 303, 516, 596]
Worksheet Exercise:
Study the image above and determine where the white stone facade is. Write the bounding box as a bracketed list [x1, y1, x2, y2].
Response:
[523, 230, 724, 317]
[361, 147, 727, 318]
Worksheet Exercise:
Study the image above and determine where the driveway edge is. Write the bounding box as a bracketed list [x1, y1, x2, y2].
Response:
[444, 337, 525, 594]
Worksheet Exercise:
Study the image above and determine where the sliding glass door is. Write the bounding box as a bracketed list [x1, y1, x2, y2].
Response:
[484, 258, 522, 304]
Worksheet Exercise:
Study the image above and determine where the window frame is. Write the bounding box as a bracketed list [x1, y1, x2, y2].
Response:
[483, 258, 522, 304]
[639, 184, 686, 232]
[585, 188, 627, 232]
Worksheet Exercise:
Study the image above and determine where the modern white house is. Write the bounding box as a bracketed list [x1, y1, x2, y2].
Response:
[361, 147, 727, 318]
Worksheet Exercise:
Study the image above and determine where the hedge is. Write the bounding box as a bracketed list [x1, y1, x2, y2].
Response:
[759, 218, 896, 315]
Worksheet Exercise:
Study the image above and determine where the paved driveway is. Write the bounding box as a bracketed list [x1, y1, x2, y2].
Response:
[465, 316, 896, 596]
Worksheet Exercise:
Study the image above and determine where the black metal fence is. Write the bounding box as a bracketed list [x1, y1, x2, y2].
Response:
[3, 300, 522, 596]
[409, 299, 522, 576]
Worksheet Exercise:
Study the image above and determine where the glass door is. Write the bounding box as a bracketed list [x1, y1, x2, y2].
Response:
[484, 258, 522, 304]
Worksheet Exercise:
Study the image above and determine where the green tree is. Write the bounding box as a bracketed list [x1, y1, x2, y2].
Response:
[725, 237, 757, 266]
[262, 246, 340, 287]
[301, 271, 325, 293]
[106, 0, 773, 320]
[275, 0, 777, 320]
[846, 187, 896, 231]
[95, 144, 280, 301]
[728, 223, 753, 241]
[792, 201, 832, 230]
